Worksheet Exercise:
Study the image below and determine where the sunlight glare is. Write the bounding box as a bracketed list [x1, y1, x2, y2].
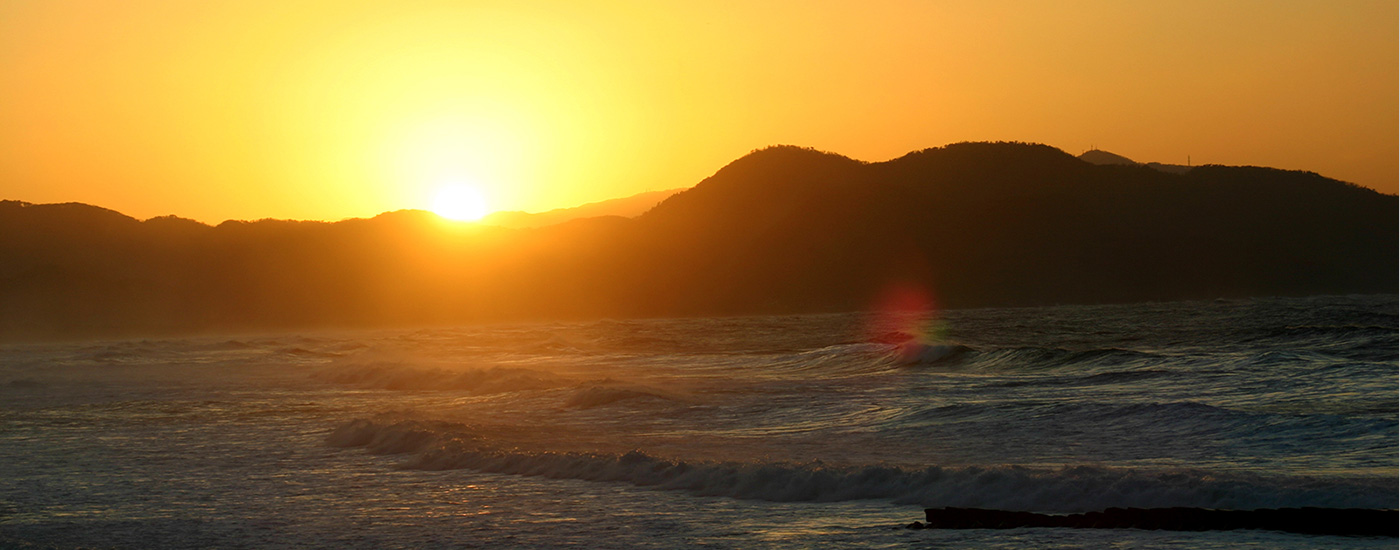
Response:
[432, 183, 489, 221]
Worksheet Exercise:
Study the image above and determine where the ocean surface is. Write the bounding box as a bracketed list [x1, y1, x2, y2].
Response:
[1, 295, 1395, 549]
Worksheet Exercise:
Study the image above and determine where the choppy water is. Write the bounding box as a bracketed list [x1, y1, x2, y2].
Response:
[1, 295, 1395, 549]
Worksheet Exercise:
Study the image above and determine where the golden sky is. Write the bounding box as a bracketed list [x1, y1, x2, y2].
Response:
[1, 0, 1395, 223]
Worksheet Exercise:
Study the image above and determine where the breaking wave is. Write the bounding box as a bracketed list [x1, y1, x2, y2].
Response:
[327, 418, 1396, 513]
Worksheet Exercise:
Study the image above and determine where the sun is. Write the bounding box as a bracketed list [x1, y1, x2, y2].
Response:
[431, 183, 490, 221]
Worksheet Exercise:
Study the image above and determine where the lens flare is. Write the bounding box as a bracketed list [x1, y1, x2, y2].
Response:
[867, 282, 954, 364]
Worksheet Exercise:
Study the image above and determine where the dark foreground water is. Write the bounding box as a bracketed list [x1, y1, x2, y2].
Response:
[1, 295, 1395, 549]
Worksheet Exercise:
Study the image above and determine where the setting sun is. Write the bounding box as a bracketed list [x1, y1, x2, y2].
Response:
[431, 183, 489, 221]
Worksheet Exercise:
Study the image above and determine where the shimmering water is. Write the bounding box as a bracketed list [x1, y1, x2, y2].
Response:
[1, 295, 1395, 548]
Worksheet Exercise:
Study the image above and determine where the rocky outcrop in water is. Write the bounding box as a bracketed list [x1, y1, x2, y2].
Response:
[915, 506, 1397, 537]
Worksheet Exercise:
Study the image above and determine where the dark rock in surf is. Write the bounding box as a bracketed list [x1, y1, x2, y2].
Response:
[921, 507, 1397, 537]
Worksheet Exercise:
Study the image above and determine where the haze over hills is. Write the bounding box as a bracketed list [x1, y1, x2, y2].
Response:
[478, 188, 683, 229]
[2, 142, 1394, 340]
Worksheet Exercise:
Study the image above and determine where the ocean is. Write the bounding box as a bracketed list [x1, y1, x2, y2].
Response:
[1, 295, 1395, 549]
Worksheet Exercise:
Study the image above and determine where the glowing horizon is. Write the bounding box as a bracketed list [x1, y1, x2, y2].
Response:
[1, 1, 1395, 224]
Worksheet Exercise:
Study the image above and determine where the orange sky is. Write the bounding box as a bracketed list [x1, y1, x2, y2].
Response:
[1, 0, 1395, 223]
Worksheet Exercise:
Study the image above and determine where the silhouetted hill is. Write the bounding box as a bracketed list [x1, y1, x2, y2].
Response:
[1078, 149, 1137, 165]
[2, 142, 1395, 340]
[614, 143, 1393, 314]
[480, 188, 683, 228]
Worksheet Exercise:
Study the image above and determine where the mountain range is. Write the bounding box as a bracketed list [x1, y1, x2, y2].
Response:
[2, 142, 1394, 340]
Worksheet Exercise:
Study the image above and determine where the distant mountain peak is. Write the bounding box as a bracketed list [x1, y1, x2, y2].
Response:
[1078, 149, 1138, 165]
[1079, 149, 1196, 175]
